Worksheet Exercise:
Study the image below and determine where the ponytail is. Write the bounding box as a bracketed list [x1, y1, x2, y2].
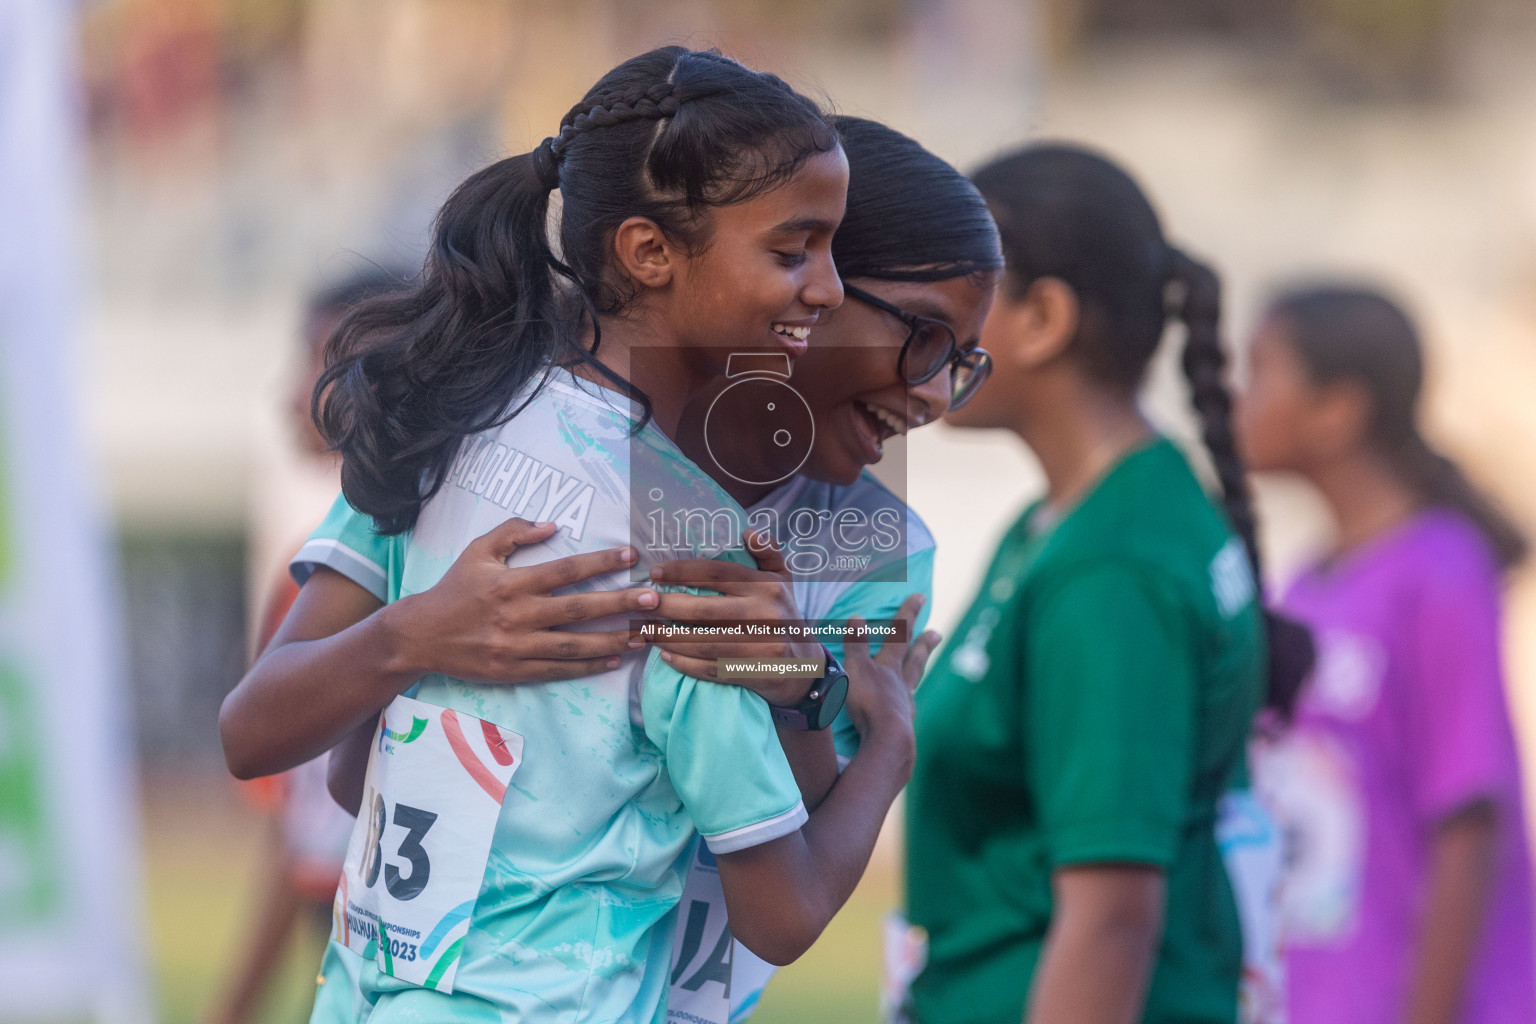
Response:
[312, 47, 836, 534]
[315, 151, 575, 534]
[1392, 436, 1527, 570]
[1267, 284, 1528, 574]
[1169, 249, 1315, 719]
[1170, 249, 1256, 567]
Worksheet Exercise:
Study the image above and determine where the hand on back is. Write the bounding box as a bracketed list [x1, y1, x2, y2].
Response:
[647, 530, 822, 705]
[386, 517, 657, 684]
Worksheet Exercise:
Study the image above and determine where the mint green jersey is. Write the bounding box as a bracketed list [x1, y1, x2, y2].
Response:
[294, 417, 938, 1024]
[754, 472, 934, 763]
[296, 371, 805, 1024]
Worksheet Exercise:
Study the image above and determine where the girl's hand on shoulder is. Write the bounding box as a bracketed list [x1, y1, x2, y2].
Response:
[649, 530, 820, 705]
[384, 517, 658, 684]
[842, 594, 940, 770]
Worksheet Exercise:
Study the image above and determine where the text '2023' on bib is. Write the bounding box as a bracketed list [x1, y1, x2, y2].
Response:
[332, 695, 523, 993]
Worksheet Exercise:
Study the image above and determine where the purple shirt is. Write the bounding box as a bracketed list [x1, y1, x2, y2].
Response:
[1260, 510, 1535, 1024]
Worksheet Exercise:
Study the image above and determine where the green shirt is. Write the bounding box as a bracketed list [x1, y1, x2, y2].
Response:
[905, 439, 1264, 1024]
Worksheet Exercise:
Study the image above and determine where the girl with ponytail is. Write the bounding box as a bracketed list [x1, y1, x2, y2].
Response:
[1238, 285, 1534, 1024]
[257, 113, 1001, 1024]
[219, 47, 931, 1024]
[903, 143, 1284, 1024]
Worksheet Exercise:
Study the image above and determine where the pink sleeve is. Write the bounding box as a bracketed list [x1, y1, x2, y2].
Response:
[1405, 529, 1522, 825]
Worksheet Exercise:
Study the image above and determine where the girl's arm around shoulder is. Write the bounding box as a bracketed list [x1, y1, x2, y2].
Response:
[221, 516, 650, 780]
[219, 567, 410, 780]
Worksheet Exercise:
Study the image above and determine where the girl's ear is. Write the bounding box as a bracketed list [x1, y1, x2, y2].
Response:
[1003, 276, 1078, 370]
[612, 216, 676, 289]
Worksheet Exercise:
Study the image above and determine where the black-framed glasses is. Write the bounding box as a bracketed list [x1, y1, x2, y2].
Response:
[844, 284, 992, 410]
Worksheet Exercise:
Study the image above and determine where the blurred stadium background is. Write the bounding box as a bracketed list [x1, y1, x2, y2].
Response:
[13, 0, 1536, 1019]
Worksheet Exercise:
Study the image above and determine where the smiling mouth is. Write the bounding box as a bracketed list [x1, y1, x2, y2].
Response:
[771, 323, 812, 342]
[859, 401, 909, 439]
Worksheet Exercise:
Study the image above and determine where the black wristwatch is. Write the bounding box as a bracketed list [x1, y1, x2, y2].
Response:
[769, 649, 849, 731]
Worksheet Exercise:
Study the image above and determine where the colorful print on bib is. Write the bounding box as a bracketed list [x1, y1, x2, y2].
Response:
[334, 695, 523, 993]
[1257, 731, 1363, 944]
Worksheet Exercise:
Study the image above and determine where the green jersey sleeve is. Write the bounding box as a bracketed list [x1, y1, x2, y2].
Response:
[820, 545, 936, 760]
[1024, 561, 1197, 868]
[290, 491, 397, 602]
[640, 584, 808, 855]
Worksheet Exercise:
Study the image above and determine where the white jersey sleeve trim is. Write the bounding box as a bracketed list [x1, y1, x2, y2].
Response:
[290, 538, 388, 601]
[702, 800, 808, 855]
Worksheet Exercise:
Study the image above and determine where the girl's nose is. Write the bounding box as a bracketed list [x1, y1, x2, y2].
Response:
[909, 367, 953, 423]
[802, 252, 844, 311]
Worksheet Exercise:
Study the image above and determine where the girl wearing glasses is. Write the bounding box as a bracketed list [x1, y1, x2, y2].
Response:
[905, 144, 1289, 1024]
[221, 49, 942, 1024]
[309, 114, 1003, 1024]
[652, 114, 1001, 1021]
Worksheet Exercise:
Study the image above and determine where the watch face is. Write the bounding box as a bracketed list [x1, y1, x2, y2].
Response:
[702, 375, 815, 486]
[815, 671, 849, 729]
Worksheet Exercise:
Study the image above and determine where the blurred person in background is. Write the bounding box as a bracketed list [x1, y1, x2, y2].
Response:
[1237, 285, 1534, 1024]
[903, 143, 1298, 1024]
[202, 269, 403, 1024]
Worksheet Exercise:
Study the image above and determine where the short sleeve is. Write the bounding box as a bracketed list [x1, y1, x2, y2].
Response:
[821, 546, 936, 760]
[290, 492, 394, 601]
[641, 599, 808, 855]
[1025, 562, 1197, 868]
[1405, 533, 1521, 823]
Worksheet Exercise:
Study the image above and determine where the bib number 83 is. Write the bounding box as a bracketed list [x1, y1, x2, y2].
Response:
[362, 791, 438, 902]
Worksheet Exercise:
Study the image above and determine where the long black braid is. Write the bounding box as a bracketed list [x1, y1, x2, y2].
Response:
[1171, 248, 1315, 716]
[973, 142, 1314, 716]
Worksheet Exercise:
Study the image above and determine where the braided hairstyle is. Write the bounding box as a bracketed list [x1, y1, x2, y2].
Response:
[971, 142, 1314, 715]
[1266, 285, 1527, 571]
[316, 47, 837, 533]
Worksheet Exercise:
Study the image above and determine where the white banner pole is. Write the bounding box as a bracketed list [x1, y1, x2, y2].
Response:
[0, 0, 153, 1020]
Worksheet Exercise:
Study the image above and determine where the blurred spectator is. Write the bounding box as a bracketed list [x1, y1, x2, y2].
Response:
[1238, 285, 1534, 1024]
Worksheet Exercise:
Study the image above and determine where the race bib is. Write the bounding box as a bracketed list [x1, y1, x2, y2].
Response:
[1255, 732, 1364, 945]
[879, 912, 927, 1024]
[1217, 790, 1287, 1024]
[332, 695, 523, 993]
[668, 841, 776, 1024]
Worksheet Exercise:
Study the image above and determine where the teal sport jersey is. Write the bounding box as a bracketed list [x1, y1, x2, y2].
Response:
[297, 468, 935, 1024]
[905, 438, 1266, 1024]
[298, 469, 936, 1024]
[685, 472, 935, 1024]
[756, 472, 935, 762]
[294, 370, 806, 1024]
